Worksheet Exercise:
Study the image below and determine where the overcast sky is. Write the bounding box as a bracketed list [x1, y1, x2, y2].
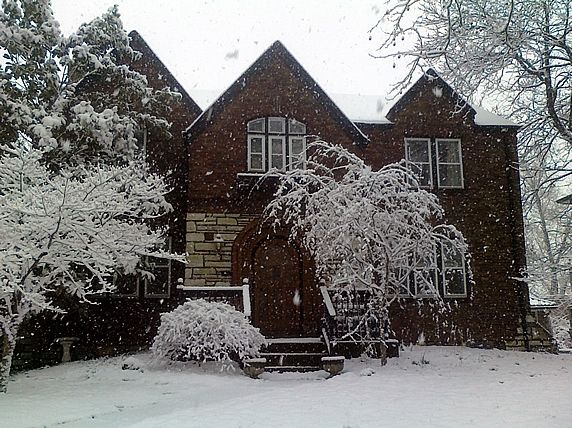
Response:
[51, 0, 404, 104]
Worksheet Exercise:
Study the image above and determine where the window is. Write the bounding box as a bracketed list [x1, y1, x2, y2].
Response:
[247, 117, 306, 172]
[405, 138, 464, 189]
[394, 244, 467, 299]
[405, 138, 432, 187]
[442, 243, 467, 297]
[144, 237, 172, 298]
[436, 139, 463, 188]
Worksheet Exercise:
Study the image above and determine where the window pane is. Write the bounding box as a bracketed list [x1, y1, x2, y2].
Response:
[443, 243, 464, 268]
[438, 140, 460, 163]
[145, 266, 170, 297]
[407, 140, 430, 162]
[289, 119, 306, 134]
[268, 117, 285, 133]
[247, 118, 265, 133]
[291, 138, 304, 155]
[413, 269, 437, 296]
[438, 165, 462, 187]
[114, 272, 138, 296]
[250, 154, 263, 171]
[271, 155, 284, 170]
[289, 137, 305, 169]
[270, 137, 284, 170]
[444, 269, 466, 296]
[271, 138, 284, 154]
[250, 136, 263, 154]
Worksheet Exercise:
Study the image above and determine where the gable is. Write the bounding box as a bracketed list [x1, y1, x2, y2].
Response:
[185, 41, 368, 144]
[386, 69, 518, 129]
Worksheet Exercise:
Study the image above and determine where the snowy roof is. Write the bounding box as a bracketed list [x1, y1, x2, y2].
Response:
[188, 90, 516, 127]
[471, 105, 518, 127]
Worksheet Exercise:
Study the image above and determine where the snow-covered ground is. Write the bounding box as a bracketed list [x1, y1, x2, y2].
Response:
[2, 346, 571, 427]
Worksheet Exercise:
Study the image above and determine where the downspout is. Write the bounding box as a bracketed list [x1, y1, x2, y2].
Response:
[503, 131, 531, 351]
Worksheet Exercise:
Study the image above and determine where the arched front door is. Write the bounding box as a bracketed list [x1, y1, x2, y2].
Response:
[252, 238, 303, 337]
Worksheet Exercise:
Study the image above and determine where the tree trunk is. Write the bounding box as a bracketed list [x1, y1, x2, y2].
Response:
[0, 330, 16, 394]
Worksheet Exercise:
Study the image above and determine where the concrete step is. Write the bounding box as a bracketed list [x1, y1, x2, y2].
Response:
[258, 337, 328, 371]
[262, 338, 327, 354]
[265, 365, 323, 373]
[259, 352, 324, 367]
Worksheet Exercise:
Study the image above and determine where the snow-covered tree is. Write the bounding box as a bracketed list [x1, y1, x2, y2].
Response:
[371, 0, 572, 300]
[263, 141, 469, 338]
[0, 1, 183, 392]
[0, 0, 177, 166]
[151, 299, 266, 366]
[0, 143, 180, 392]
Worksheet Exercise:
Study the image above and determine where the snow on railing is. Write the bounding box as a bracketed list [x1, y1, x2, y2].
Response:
[242, 278, 251, 318]
[320, 286, 336, 317]
[178, 281, 252, 317]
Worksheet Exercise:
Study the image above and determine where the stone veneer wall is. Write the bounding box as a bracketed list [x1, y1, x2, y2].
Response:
[185, 213, 257, 286]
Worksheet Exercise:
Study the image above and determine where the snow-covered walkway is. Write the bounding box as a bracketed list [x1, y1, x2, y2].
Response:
[2, 346, 571, 427]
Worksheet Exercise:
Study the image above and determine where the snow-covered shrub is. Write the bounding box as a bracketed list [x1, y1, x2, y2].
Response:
[151, 299, 266, 365]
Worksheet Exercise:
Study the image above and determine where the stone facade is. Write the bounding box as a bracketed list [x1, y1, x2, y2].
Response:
[185, 212, 257, 286]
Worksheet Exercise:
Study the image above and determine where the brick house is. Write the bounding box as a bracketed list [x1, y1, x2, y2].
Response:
[14, 32, 539, 369]
[178, 38, 533, 353]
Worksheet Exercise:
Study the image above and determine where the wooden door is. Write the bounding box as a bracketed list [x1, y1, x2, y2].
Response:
[253, 239, 303, 337]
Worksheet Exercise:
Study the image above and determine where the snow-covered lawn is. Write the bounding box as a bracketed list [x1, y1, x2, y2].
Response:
[2, 346, 571, 427]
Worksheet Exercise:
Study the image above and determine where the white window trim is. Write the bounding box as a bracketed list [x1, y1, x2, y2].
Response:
[288, 136, 306, 170]
[268, 135, 286, 171]
[248, 134, 266, 172]
[441, 245, 467, 298]
[405, 138, 432, 188]
[436, 138, 464, 189]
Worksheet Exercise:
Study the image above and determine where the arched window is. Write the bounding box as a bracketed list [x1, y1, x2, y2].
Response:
[247, 117, 306, 172]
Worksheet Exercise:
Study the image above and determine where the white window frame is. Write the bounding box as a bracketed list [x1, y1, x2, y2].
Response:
[405, 138, 433, 188]
[441, 244, 467, 298]
[247, 134, 266, 172]
[288, 136, 306, 170]
[268, 135, 286, 171]
[144, 237, 172, 299]
[436, 138, 464, 189]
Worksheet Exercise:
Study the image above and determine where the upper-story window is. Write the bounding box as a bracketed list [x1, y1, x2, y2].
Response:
[405, 138, 432, 187]
[247, 117, 306, 172]
[405, 138, 464, 189]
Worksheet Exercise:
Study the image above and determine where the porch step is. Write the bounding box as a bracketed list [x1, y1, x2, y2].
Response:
[265, 366, 323, 372]
[263, 338, 326, 354]
[259, 337, 328, 372]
